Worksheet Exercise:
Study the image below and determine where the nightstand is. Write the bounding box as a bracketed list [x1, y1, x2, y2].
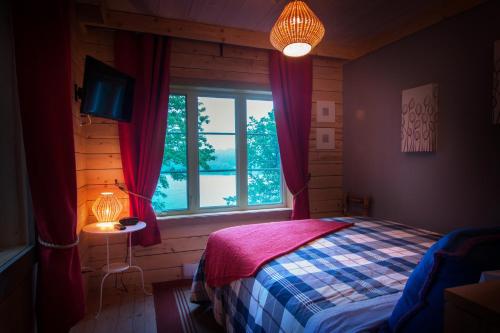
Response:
[82, 221, 150, 317]
[444, 281, 500, 333]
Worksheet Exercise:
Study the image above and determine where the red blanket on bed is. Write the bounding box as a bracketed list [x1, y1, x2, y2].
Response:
[204, 219, 353, 287]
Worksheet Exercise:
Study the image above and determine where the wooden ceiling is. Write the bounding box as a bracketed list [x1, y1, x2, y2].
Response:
[78, 0, 485, 59]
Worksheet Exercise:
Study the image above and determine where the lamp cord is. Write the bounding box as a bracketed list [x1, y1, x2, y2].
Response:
[114, 179, 152, 202]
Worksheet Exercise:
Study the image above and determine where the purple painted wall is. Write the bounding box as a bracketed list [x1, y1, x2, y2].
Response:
[344, 1, 500, 233]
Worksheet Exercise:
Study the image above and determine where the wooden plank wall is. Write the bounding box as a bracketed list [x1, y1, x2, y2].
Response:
[73, 26, 344, 289]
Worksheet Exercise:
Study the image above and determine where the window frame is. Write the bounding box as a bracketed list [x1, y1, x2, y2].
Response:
[156, 86, 286, 217]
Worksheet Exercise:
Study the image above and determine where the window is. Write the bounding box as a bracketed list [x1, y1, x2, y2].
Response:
[152, 88, 284, 215]
[0, 1, 34, 270]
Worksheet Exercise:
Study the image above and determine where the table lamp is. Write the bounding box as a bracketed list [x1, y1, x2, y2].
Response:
[92, 192, 123, 229]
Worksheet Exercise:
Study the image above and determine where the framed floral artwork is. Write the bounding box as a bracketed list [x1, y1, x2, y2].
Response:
[401, 83, 438, 152]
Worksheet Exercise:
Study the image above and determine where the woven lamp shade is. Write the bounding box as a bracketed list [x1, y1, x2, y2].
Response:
[92, 192, 123, 223]
[270, 0, 325, 57]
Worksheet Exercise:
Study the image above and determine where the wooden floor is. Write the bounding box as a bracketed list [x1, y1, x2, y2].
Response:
[70, 283, 156, 333]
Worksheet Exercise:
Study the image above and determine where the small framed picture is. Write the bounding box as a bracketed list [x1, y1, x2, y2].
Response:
[317, 100, 335, 123]
[316, 128, 335, 150]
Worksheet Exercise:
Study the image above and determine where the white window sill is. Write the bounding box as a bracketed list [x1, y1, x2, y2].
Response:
[157, 207, 292, 229]
[0, 245, 33, 273]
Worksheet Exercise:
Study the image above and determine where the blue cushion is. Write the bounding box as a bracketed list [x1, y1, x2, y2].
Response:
[385, 227, 500, 333]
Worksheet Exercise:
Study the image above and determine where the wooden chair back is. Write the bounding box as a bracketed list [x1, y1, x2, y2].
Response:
[343, 193, 371, 217]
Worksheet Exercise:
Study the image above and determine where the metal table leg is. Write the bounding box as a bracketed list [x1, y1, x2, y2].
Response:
[96, 235, 111, 318]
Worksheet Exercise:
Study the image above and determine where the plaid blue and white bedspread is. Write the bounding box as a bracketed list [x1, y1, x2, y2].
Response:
[191, 217, 440, 333]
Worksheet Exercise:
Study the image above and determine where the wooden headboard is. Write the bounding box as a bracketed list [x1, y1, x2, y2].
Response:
[343, 193, 371, 217]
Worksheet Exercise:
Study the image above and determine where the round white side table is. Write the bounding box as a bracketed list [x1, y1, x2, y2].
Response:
[82, 221, 150, 317]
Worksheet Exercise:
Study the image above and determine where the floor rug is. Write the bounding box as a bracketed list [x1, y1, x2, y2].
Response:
[153, 280, 223, 333]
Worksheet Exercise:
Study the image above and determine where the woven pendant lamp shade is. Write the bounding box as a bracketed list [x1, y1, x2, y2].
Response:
[92, 192, 123, 223]
[270, 0, 325, 57]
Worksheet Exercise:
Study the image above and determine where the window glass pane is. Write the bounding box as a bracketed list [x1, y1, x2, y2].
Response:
[163, 133, 187, 172]
[198, 97, 235, 133]
[247, 99, 282, 206]
[152, 172, 188, 211]
[248, 170, 282, 205]
[167, 94, 187, 133]
[247, 132, 280, 170]
[247, 100, 277, 135]
[200, 171, 237, 207]
[198, 134, 236, 171]
[153, 94, 188, 213]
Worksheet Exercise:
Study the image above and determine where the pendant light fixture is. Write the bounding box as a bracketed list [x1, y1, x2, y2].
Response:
[270, 0, 325, 57]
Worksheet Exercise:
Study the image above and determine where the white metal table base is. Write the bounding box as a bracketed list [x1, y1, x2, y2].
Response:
[96, 233, 151, 318]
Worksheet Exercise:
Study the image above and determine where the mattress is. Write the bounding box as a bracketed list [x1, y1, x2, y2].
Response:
[191, 217, 440, 333]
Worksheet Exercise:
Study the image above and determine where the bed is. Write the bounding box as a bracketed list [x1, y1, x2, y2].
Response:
[191, 217, 440, 333]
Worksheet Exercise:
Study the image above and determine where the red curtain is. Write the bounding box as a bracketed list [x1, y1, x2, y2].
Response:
[13, 1, 84, 332]
[269, 51, 313, 219]
[114, 32, 171, 246]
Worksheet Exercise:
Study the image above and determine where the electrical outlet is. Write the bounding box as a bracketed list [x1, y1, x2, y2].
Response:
[183, 263, 199, 278]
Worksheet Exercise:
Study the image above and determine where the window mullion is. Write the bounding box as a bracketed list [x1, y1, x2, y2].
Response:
[187, 92, 199, 212]
[236, 95, 248, 209]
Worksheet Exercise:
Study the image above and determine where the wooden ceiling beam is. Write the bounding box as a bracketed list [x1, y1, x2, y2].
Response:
[76, 1, 106, 25]
[76, 4, 358, 60]
[76, 0, 484, 61]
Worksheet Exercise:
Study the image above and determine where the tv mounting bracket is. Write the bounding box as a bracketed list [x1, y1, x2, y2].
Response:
[74, 84, 83, 102]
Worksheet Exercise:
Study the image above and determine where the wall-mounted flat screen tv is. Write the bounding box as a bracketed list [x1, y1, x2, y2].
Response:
[80, 56, 135, 122]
